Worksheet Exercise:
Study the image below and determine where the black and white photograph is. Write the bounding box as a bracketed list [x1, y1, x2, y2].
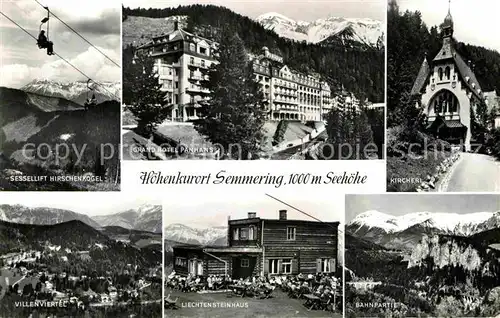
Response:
[0, 0, 121, 191]
[386, 0, 500, 192]
[122, 0, 385, 160]
[0, 193, 162, 317]
[164, 191, 343, 317]
[344, 194, 500, 317]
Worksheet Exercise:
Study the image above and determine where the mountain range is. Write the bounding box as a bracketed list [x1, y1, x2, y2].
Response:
[0, 219, 162, 268]
[164, 223, 227, 246]
[0, 85, 120, 190]
[347, 210, 500, 251]
[93, 204, 162, 233]
[21, 79, 120, 106]
[0, 204, 162, 234]
[255, 12, 384, 46]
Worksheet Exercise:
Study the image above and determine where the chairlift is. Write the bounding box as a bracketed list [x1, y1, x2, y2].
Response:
[84, 79, 97, 110]
[37, 7, 54, 55]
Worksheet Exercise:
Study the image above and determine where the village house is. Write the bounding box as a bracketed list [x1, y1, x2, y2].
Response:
[173, 210, 338, 279]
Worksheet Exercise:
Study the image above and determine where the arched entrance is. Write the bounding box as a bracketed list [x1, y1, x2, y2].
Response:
[428, 89, 459, 115]
[426, 89, 466, 146]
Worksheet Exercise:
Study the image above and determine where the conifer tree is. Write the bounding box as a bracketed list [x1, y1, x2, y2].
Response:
[195, 32, 267, 159]
[125, 52, 169, 138]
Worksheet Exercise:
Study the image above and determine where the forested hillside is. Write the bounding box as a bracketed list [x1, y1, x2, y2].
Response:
[123, 5, 384, 102]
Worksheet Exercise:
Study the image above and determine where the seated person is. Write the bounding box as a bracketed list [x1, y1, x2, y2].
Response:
[37, 30, 54, 55]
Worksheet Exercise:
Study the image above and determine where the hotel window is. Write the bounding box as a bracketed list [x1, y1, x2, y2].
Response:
[241, 258, 249, 268]
[190, 57, 194, 65]
[240, 228, 249, 240]
[189, 43, 195, 52]
[233, 228, 239, 240]
[200, 47, 207, 55]
[269, 259, 279, 274]
[201, 60, 205, 67]
[281, 259, 292, 274]
[287, 227, 296, 240]
[175, 82, 179, 89]
[174, 94, 178, 104]
[438, 67, 443, 81]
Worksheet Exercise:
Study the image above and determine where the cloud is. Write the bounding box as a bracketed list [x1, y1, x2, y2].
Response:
[0, 46, 120, 88]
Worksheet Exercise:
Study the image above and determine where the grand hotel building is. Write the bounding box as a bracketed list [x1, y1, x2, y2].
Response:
[137, 22, 334, 122]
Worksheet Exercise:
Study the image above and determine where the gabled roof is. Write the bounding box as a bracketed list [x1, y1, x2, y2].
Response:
[410, 57, 430, 95]
[453, 51, 483, 100]
[411, 43, 484, 101]
[138, 28, 214, 50]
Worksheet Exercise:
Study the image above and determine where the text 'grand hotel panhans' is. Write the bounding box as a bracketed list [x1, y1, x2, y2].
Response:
[137, 21, 338, 122]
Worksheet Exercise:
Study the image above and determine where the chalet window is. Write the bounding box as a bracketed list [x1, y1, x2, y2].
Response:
[269, 259, 279, 274]
[287, 227, 296, 240]
[175, 257, 187, 267]
[189, 43, 195, 51]
[438, 67, 443, 81]
[240, 228, 249, 240]
[200, 47, 207, 55]
[241, 258, 249, 268]
[281, 259, 292, 274]
[317, 258, 335, 273]
[249, 226, 255, 240]
[233, 228, 239, 240]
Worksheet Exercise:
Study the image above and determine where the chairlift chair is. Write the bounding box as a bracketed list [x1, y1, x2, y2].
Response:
[37, 7, 54, 55]
[84, 79, 97, 110]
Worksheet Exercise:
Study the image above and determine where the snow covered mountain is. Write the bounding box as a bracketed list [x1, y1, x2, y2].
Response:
[255, 12, 383, 46]
[93, 204, 162, 233]
[347, 210, 500, 251]
[21, 79, 120, 106]
[0, 204, 101, 228]
[164, 223, 227, 246]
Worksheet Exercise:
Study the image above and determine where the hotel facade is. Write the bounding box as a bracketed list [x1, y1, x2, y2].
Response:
[137, 22, 334, 122]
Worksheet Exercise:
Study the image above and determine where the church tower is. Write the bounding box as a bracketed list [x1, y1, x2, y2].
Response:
[410, 0, 485, 152]
[440, 1, 454, 39]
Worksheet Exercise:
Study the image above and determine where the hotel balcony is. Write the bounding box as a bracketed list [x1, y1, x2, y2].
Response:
[186, 85, 210, 94]
[188, 60, 209, 69]
[188, 74, 206, 81]
[275, 106, 300, 113]
[273, 97, 298, 105]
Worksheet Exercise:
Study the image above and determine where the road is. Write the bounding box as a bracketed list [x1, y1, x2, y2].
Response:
[440, 153, 500, 192]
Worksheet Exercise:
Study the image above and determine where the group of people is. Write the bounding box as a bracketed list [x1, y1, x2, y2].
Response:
[166, 272, 231, 292]
[166, 271, 338, 307]
[273, 273, 338, 311]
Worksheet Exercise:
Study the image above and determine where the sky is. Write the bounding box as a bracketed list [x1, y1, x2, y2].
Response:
[0, 192, 161, 216]
[0, 0, 121, 88]
[164, 191, 344, 229]
[397, 0, 500, 53]
[122, 0, 385, 21]
[345, 194, 500, 222]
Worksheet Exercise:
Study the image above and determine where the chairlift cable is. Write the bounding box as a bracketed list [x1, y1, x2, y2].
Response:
[0, 11, 120, 101]
[33, 0, 120, 68]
